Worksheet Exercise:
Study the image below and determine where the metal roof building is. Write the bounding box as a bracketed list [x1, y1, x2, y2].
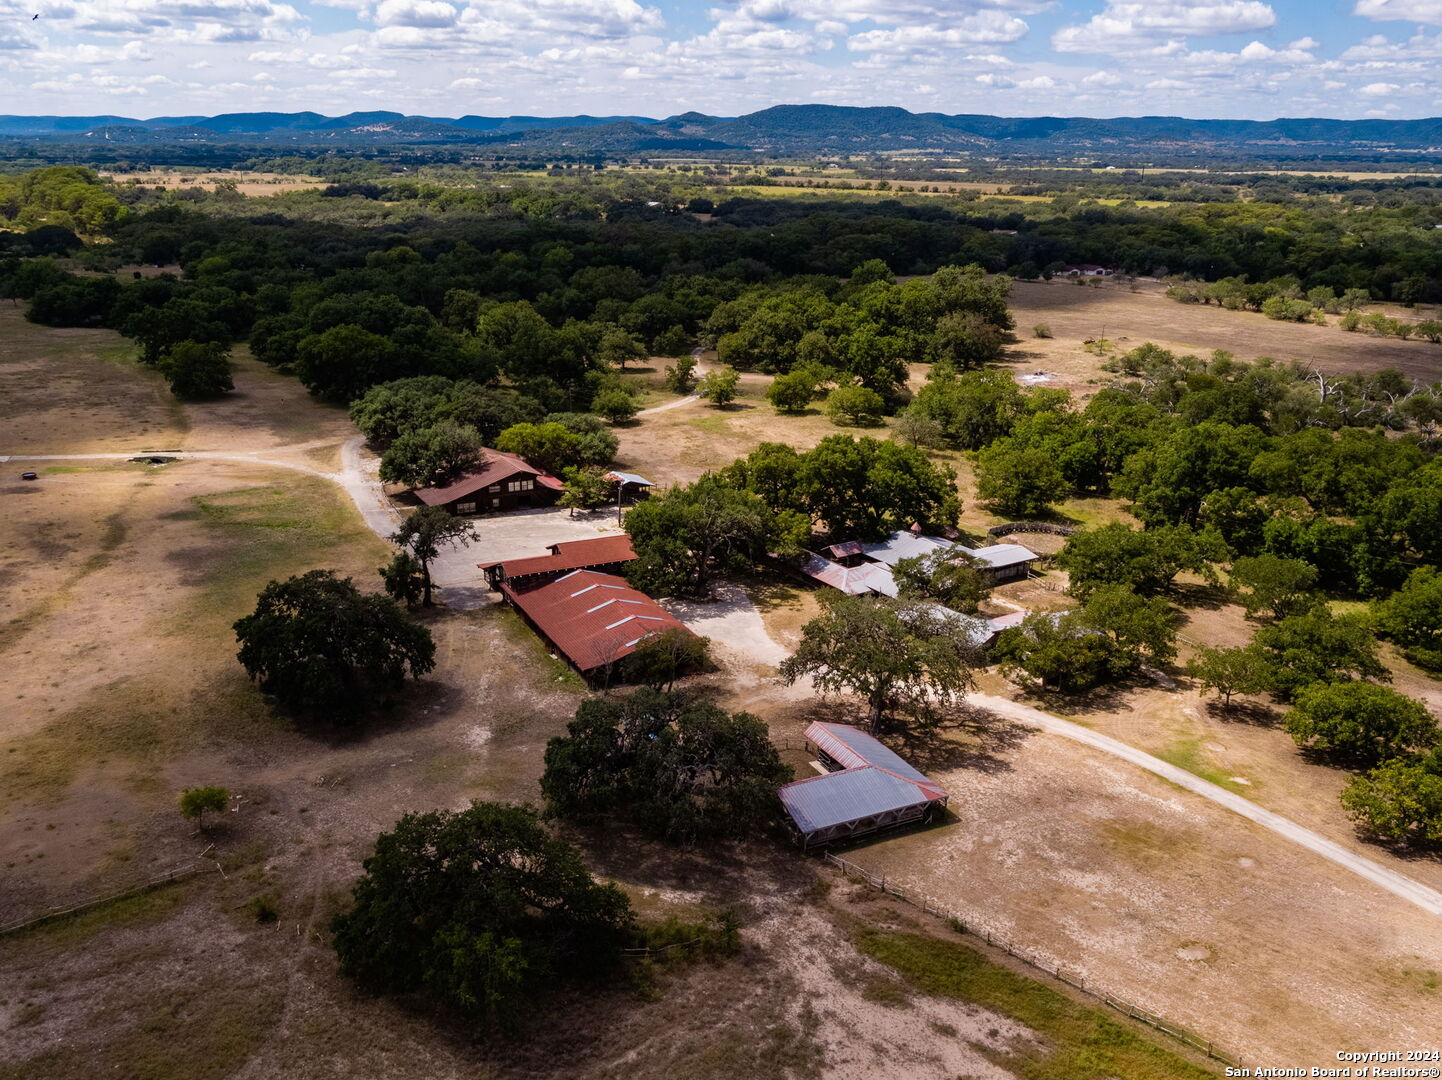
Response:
[480, 533, 636, 589]
[500, 569, 695, 684]
[778, 722, 949, 849]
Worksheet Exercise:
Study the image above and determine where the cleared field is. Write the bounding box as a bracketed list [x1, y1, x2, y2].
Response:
[840, 715, 1442, 1064]
[102, 170, 323, 197]
[1010, 278, 1442, 385]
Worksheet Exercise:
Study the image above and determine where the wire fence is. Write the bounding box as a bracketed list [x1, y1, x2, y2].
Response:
[620, 936, 705, 959]
[821, 851, 1244, 1069]
[0, 863, 219, 938]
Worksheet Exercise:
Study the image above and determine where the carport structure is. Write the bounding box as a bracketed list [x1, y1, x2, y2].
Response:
[778, 722, 948, 849]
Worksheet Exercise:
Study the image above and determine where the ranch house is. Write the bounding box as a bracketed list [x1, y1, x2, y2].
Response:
[413, 448, 563, 515]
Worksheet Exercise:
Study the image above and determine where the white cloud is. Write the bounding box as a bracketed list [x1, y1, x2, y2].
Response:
[375, 0, 456, 27]
[846, 14, 1028, 55]
[1358, 80, 1400, 94]
[1354, 0, 1442, 25]
[1054, 0, 1275, 53]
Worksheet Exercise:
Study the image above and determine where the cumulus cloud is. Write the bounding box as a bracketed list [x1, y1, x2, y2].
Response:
[375, 0, 456, 27]
[1354, 0, 1442, 25]
[1053, 0, 1275, 52]
[1359, 80, 1400, 94]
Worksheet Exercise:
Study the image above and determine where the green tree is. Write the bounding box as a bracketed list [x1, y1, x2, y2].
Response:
[591, 386, 639, 424]
[349, 376, 456, 446]
[1285, 682, 1438, 765]
[1341, 751, 1442, 845]
[378, 420, 483, 489]
[929, 311, 1004, 370]
[294, 323, 398, 402]
[891, 549, 987, 612]
[618, 628, 710, 691]
[331, 802, 634, 1023]
[391, 506, 480, 607]
[1253, 608, 1388, 702]
[1187, 645, 1271, 708]
[233, 570, 436, 714]
[975, 440, 1069, 517]
[767, 369, 818, 414]
[159, 340, 233, 400]
[778, 594, 979, 732]
[494, 421, 582, 476]
[179, 786, 229, 832]
[825, 384, 886, 426]
[663, 353, 697, 393]
[698, 366, 741, 407]
[1376, 566, 1442, 670]
[625, 474, 796, 598]
[1230, 554, 1319, 619]
[909, 368, 1023, 449]
[1079, 584, 1178, 669]
[378, 551, 426, 607]
[559, 465, 614, 515]
[891, 410, 946, 449]
[792, 435, 960, 540]
[1058, 523, 1226, 598]
[597, 326, 646, 371]
[541, 689, 788, 842]
[993, 612, 1119, 693]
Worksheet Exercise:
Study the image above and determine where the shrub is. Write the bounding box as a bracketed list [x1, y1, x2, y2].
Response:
[825, 384, 886, 426]
[1032, 323, 1052, 339]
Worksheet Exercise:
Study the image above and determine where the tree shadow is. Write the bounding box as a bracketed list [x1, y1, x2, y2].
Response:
[883, 705, 1030, 776]
[1204, 698, 1283, 728]
[1168, 580, 1232, 610]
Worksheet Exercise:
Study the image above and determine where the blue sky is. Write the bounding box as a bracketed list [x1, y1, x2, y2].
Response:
[2, 0, 1441, 120]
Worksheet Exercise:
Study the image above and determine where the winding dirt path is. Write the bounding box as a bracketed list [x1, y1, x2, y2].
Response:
[972, 692, 1442, 918]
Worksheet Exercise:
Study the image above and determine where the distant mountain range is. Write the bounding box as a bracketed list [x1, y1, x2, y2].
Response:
[5, 105, 1442, 158]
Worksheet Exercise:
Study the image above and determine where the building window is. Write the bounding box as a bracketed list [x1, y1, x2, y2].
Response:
[488, 484, 500, 492]
[456, 501, 476, 515]
[508, 479, 534, 492]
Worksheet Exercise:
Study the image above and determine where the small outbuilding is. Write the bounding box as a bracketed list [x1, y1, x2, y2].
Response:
[778, 722, 949, 849]
[413, 448, 564, 515]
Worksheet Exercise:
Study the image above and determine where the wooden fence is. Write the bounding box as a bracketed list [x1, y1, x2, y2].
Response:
[822, 851, 1243, 1069]
[986, 521, 1079, 538]
[0, 863, 219, 938]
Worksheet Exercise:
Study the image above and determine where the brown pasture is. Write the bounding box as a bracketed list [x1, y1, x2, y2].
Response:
[1009, 277, 1442, 386]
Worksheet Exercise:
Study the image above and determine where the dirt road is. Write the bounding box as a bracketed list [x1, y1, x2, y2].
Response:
[971, 692, 1442, 918]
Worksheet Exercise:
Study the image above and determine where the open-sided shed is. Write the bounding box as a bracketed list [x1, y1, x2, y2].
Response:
[778, 722, 948, 849]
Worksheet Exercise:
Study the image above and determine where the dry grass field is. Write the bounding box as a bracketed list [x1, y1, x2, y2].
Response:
[102, 171, 323, 197]
[1009, 278, 1442, 387]
[0, 315, 1217, 1079]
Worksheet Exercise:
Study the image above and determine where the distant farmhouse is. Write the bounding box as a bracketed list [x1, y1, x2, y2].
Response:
[499, 568, 695, 686]
[1059, 264, 1112, 277]
[414, 448, 563, 514]
[778, 722, 949, 849]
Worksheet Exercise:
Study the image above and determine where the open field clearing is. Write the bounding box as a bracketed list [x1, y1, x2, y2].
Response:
[839, 715, 1442, 1062]
[1009, 278, 1442, 385]
[102, 171, 323, 196]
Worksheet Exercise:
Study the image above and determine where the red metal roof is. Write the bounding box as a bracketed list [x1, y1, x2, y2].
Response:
[480, 534, 637, 581]
[501, 569, 694, 673]
[413, 449, 561, 506]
